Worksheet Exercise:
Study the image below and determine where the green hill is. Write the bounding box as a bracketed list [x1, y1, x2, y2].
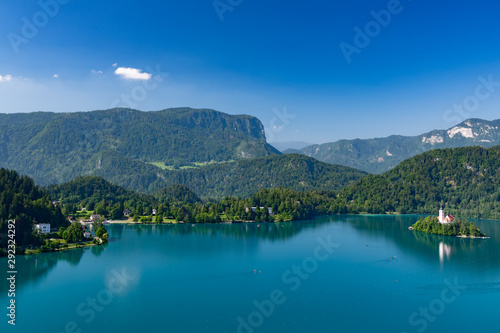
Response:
[143, 154, 367, 198]
[0, 107, 279, 186]
[0, 169, 68, 249]
[45, 175, 157, 210]
[154, 184, 201, 205]
[340, 146, 500, 219]
[47, 153, 367, 202]
[292, 118, 500, 174]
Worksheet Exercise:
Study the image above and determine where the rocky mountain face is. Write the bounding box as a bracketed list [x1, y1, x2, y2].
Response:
[289, 118, 500, 174]
[0, 107, 280, 186]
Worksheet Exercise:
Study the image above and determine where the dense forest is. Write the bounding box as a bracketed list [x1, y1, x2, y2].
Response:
[77, 152, 367, 197]
[0, 108, 279, 186]
[152, 154, 367, 198]
[340, 146, 500, 219]
[44, 175, 342, 224]
[0, 169, 68, 251]
[45, 175, 157, 218]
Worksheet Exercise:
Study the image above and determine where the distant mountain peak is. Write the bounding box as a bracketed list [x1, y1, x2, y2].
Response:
[292, 117, 500, 174]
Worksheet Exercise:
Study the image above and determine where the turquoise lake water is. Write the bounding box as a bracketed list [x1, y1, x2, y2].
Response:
[2, 215, 500, 333]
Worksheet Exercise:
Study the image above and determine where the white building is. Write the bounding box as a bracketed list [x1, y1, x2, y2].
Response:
[438, 207, 455, 224]
[34, 223, 51, 234]
[439, 207, 445, 223]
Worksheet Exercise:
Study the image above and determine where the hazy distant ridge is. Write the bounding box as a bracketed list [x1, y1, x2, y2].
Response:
[289, 118, 500, 174]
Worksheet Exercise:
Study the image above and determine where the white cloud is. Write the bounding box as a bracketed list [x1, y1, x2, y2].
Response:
[0, 74, 13, 82]
[114, 67, 151, 80]
[53, 74, 59, 78]
[112, 63, 117, 67]
[91, 69, 103, 74]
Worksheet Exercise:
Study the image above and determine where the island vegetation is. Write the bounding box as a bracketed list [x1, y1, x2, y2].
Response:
[411, 216, 485, 237]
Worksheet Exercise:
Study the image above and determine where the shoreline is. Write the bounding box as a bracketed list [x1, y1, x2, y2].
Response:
[105, 213, 500, 225]
[23, 240, 105, 256]
[106, 219, 293, 225]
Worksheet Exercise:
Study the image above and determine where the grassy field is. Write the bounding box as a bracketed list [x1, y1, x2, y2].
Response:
[147, 162, 197, 170]
[72, 210, 95, 220]
[148, 160, 235, 171]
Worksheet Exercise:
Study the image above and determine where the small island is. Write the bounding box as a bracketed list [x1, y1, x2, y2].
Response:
[411, 208, 486, 238]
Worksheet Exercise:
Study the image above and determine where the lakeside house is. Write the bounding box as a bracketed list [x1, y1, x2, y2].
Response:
[124, 208, 131, 216]
[34, 223, 51, 234]
[438, 207, 455, 224]
[152, 209, 157, 215]
[90, 214, 101, 222]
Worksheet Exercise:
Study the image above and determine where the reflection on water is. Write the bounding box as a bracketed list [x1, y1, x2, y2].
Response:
[2, 215, 499, 295]
[0, 247, 86, 293]
[439, 242, 453, 265]
[2, 215, 500, 333]
[0, 242, 111, 293]
[343, 214, 500, 273]
[110, 219, 333, 242]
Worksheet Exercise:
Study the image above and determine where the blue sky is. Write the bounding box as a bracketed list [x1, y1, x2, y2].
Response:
[1, 0, 500, 144]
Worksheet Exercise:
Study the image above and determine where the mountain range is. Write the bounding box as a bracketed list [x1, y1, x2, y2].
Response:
[286, 118, 500, 174]
[0, 107, 278, 186]
[2, 107, 499, 201]
[0, 108, 366, 197]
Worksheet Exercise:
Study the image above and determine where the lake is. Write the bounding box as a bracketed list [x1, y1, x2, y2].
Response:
[2, 215, 500, 333]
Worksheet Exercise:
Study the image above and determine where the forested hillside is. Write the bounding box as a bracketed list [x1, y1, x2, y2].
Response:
[46, 175, 343, 224]
[79, 153, 367, 197]
[45, 176, 156, 214]
[0, 169, 68, 249]
[340, 146, 500, 219]
[0, 108, 279, 186]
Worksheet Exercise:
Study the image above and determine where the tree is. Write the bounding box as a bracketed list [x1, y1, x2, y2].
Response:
[101, 233, 109, 243]
[64, 221, 85, 243]
[110, 207, 123, 220]
[96, 226, 107, 238]
[95, 202, 108, 216]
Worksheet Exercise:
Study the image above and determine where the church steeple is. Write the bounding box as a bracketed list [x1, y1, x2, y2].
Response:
[439, 206, 445, 223]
